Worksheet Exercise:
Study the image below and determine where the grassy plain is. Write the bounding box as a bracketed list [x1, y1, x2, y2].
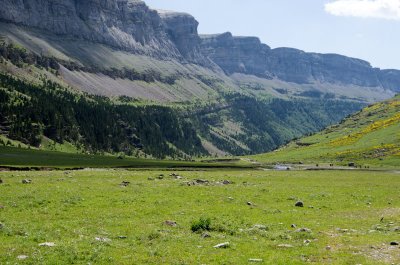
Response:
[0, 146, 251, 169]
[0, 169, 399, 264]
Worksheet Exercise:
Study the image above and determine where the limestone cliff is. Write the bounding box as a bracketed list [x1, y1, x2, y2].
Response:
[0, 0, 180, 58]
[200, 32, 400, 91]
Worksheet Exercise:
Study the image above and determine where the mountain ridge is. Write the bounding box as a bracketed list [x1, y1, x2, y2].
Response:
[0, 0, 399, 94]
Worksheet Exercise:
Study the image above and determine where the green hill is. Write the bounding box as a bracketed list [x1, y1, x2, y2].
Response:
[251, 95, 400, 167]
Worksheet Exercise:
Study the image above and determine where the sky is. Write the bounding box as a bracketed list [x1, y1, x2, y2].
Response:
[145, 0, 400, 70]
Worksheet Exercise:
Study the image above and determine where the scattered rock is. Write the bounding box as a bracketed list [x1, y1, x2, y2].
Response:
[214, 242, 230, 248]
[295, 201, 304, 207]
[326, 246, 332, 250]
[120, 181, 130, 187]
[118, 236, 127, 239]
[0, 205, 4, 209]
[201, 232, 211, 238]
[222, 180, 232, 185]
[228, 197, 234, 200]
[304, 239, 311, 244]
[95, 237, 111, 242]
[164, 220, 177, 227]
[17, 255, 28, 260]
[247, 201, 253, 206]
[390, 241, 399, 246]
[174, 175, 183, 179]
[291, 224, 297, 228]
[295, 228, 312, 233]
[157, 175, 164, 180]
[248, 258, 263, 262]
[278, 244, 293, 248]
[22, 179, 32, 184]
[148, 177, 154, 181]
[392, 227, 400, 232]
[39, 242, 56, 247]
[195, 179, 209, 184]
[253, 224, 268, 231]
[170, 173, 177, 177]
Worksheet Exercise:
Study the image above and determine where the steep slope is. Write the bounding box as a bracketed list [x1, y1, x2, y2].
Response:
[251, 94, 400, 167]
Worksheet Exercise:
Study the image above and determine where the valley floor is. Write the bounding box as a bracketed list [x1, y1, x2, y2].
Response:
[0, 169, 399, 264]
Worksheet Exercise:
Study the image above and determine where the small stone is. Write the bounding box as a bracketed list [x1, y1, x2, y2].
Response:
[326, 245, 332, 250]
[164, 220, 177, 227]
[253, 224, 268, 231]
[195, 179, 209, 184]
[174, 175, 183, 179]
[201, 232, 211, 238]
[157, 175, 164, 180]
[39, 242, 56, 247]
[214, 242, 230, 248]
[118, 236, 127, 239]
[390, 241, 399, 246]
[278, 244, 293, 248]
[148, 177, 154, 181]
[120, 181, 130, 187]
[304, 239, 311, 244]
[295, 228, 312, 233]
[22, 179, 32, 184]
[247, 201, 253, 206]
[17, 255, 28, 260]
[222, 180, 232, 185]
[295, 201, 304, 207]
[0, 205, 5, 209]
[228, 197, 234, 200]
[291, 224, 297, 228]
[248, 258, 263, 262]
[95, 237, 111, 242]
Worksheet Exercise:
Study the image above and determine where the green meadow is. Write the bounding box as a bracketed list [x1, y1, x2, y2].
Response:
[0, 169, 399, 264]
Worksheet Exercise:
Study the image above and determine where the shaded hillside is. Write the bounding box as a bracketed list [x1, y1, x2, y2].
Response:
[251, 95, 400, 167]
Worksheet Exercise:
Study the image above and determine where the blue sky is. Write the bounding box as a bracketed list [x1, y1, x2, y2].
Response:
[145, 0, 400, 70]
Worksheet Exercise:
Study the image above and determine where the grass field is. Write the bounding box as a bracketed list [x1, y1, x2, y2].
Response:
[0, 146, 252, 169]
[0, 169, 399, 264]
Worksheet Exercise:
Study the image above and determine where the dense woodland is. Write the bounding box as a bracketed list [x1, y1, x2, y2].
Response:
[194, 94, 365, 155]
[0, 73, 205, 158]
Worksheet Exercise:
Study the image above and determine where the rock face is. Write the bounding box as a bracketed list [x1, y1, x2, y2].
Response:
[264, 48, 382, 87]
[0, 0, 179, 58]
[200, 32, 272, 78]
[200, 32, 400, 91]
[158, 10, 206, 64]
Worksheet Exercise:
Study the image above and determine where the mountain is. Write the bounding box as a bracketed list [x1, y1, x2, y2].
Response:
[0, 0, 399, 158]
[251, 94, 400, 167]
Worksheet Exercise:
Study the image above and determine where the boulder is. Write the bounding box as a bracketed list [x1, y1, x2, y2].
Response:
[295, 201, 304, 207]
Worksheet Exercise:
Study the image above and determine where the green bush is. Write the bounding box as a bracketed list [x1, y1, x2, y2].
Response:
[191, 217, 211, 233]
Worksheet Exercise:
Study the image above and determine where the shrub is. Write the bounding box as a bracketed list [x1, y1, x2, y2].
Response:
[191, 217, 211, 233]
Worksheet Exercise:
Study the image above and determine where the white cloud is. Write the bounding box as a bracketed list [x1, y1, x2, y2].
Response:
[325, 0, 400, 20]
